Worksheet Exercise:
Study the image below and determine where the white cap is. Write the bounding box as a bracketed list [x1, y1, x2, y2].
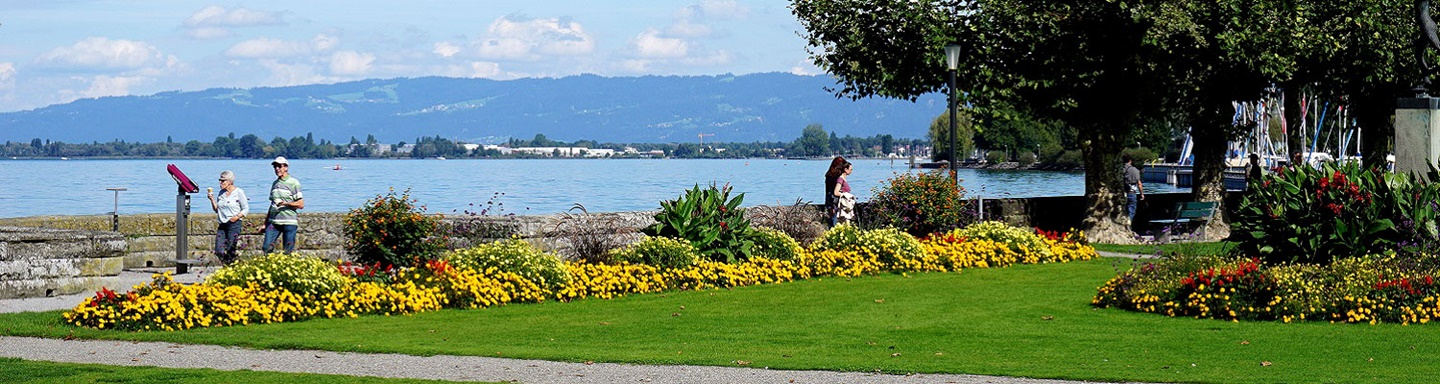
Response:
[272, 156, 289, 166]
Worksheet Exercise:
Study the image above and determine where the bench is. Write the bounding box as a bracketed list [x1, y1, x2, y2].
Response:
[1147, 202, 1217, 240]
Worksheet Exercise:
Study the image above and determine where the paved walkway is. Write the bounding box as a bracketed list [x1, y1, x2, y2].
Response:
[0, 336, 1128, 384]
[1, 261, 1153, 383]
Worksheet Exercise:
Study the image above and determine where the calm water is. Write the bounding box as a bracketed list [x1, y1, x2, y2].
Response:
[0, 158, 1182, 218]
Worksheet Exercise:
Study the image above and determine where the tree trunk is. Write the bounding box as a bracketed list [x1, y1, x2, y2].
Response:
[1190, 101, 1232, 241]
[1283, 85, 1304, 164]
[1353, 90, 1395, 169]
[1078, 126, 1133, 243]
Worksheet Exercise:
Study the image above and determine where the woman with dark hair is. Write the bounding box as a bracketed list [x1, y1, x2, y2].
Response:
[824, 157, 854, 226]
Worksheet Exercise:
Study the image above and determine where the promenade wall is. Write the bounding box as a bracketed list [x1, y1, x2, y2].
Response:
[0, 192, 1231, 298]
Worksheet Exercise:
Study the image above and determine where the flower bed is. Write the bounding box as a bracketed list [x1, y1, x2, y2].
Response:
[1093, 253, 1440, 324]
[66, 224, 1096, 331]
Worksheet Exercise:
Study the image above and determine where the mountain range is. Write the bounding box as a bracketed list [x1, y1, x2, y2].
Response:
[0, 73, 945, 144]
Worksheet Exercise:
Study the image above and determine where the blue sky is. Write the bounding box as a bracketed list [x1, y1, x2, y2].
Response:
[0, 0, 820, 113]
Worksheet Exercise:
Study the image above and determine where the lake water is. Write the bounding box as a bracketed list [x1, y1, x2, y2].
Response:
[0, 158, 1182, 218]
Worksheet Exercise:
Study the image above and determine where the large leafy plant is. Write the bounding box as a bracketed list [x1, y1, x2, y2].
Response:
[866, 170, 972, 236]
[342, 188, 446, 267]
[1231, 162, 1440, 264]
[643, 183, 756, 263]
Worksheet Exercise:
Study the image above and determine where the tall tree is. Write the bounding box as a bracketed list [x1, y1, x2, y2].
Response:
[795, 0, 1167, 242]
[794, 124, 831, 157]
[928, 108, 974, 162]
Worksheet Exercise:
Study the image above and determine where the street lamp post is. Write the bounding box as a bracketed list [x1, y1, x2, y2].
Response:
[944, 44, 962, 183]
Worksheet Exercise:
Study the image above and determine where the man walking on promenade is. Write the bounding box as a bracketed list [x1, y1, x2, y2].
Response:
[263, 156, 304, 253]
[1123, 154, 1144, 225]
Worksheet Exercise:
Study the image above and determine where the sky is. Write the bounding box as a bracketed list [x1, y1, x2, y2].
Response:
[0, 0, 822, 113]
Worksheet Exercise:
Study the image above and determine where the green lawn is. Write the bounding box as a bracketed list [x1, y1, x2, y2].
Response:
[3, 258, 1434, 383]
[0, 358, 471, 383]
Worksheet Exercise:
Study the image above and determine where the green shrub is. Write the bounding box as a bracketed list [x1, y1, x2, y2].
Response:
[1039, 143, 1065, 164]
[442, 238, 570, 291]
[1231, 161, 1440, 264]
[1055, 150, 1084, 168]
[1018, 151, 1038, 166]
[985, 150, 1007, 164]
[643, 183, 756, 263]
[609, 236, 700, 269]
[865, 171, 971, 237]
[749, 227, 803, 261]
[955, 221, 1052, 258]
[206, 253, 349, 296]
[342, 188, 446, 267]
[1121, 147, 1158, 164]
[810, 225, 922, 265]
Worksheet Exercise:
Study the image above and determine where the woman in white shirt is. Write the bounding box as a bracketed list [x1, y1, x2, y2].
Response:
[207, 170, 249, 265]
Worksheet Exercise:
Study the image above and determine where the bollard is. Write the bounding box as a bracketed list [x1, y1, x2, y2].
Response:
[106, 187, 126, 232]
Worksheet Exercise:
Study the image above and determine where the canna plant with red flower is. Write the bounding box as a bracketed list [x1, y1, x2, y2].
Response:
[1232, 160, 1440, 265]
[643, 183, 756, 263]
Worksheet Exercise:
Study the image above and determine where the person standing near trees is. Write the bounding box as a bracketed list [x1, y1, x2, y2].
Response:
[207, 170, 248, 264]
[1123, 154, 1144, 224]
[263, 156, 304, 253]
[1247, 153, 1264, 183]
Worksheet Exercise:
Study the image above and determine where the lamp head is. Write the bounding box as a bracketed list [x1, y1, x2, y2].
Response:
[944, 44, 962, 70]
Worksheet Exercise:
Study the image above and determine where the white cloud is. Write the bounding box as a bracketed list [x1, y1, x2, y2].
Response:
[631, 29, 688, 59]
[256, 59, 327, 87]
[35, 37, 175, 70]
[677, 0, 750, 20]
[81, 75, 148, 98]
[466, 15, 595, 61]
[311, 34, 339, 52]
[467, 62, 502, 78]
[329, 51, 374, 75]
[184, 5, 284, 27]
[0, 63, 15, 88]
[433, 42, 462, 58]
[224, 35, 336, 58]
[183, 5, 285, 39]
[666, 20, 712, 38]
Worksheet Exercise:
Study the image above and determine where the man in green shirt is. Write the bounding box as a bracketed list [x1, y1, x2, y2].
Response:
[263, 156, 304, 253]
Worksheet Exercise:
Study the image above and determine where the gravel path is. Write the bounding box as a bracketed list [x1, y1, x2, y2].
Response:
[0, 336, 1126, 384]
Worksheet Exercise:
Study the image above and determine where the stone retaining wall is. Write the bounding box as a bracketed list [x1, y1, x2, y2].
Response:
[0, 211, 659, 269]
[0, 226, 126, 299]
[0, 193, 1227, 299]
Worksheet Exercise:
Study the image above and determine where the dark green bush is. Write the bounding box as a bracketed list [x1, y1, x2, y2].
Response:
[1039, 143, 1065, 164]
[985, 150, 1007, 164]
[1121, 147, 1158, 164]
[1055, 150, 1084, 168]
[1018, 151, 1038, 166]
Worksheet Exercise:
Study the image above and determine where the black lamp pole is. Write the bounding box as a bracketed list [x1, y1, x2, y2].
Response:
[944, 45, 961, 183]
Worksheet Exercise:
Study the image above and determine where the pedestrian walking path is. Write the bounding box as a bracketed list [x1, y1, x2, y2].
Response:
[2, 265, 1152, 383]
[0, 336, 1127, 384]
